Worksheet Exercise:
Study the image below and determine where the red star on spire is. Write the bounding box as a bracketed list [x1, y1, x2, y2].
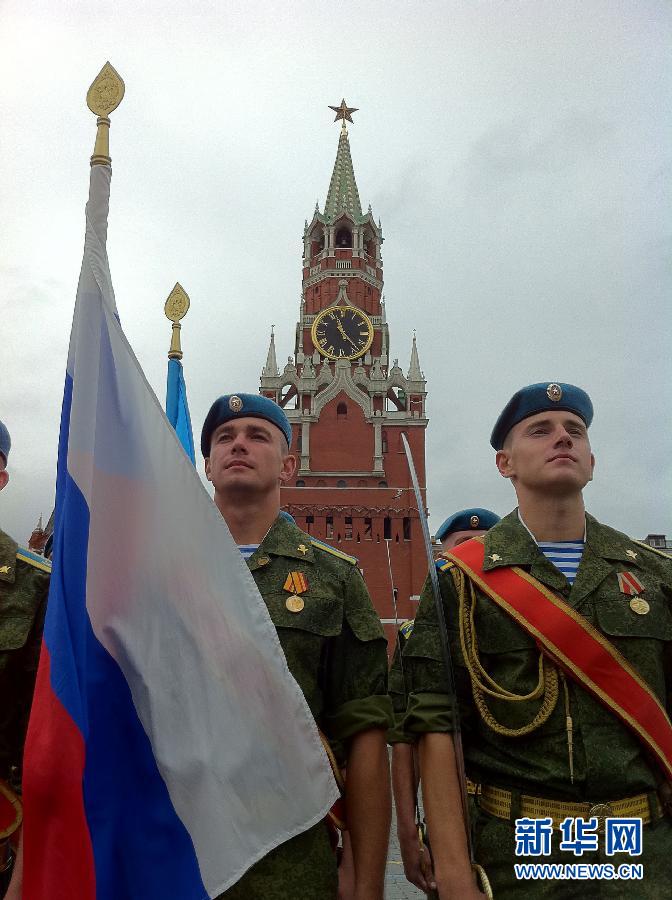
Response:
[328, 99, 358, 124]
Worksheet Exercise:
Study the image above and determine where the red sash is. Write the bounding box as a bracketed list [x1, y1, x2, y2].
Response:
[445, 538, 672, 781]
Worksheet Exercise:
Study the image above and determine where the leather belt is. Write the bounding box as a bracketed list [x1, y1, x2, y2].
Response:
[471, 781, 663, 830]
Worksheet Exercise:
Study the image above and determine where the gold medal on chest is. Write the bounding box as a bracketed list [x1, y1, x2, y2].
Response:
[285, 595, 305, 613]
[629, 596, 650, 616]
[283, 570, 308, 613]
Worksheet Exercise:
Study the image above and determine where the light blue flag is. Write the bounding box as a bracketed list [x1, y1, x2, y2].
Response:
[166, 357, 195, 464]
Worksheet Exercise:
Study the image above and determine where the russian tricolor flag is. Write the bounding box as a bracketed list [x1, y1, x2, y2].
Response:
[22, 163, 338, 899]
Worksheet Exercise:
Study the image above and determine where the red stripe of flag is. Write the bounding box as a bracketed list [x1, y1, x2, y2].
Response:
[23, 645, 96, 900]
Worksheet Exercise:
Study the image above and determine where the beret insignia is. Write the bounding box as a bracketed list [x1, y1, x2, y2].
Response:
[490, 382, 592, 450]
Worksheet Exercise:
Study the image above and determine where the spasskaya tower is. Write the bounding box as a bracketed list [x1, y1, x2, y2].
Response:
[260, 101, 429, 644]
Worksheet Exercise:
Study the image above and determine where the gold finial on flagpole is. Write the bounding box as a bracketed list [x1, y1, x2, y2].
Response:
[164, 283, 191, 360]
[87, 62, 125, 166]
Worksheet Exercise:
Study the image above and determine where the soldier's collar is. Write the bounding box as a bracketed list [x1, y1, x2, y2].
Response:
[0, 528, 18, 583]
[482, 510, 646, 572]
[583, 513, 646, 567]
[481, 510, 539, 570]
[253, 515, 316, 564]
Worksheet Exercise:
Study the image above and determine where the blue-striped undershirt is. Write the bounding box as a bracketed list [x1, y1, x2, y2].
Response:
[518, 511, 585, 585]
[537, 541, 585, 585]
[238, 544, 260, 560]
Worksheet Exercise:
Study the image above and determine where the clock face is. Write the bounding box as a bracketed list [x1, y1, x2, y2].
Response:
[311, 305, 374, 360]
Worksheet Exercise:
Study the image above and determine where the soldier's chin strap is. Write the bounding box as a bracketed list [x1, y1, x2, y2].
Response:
[318, 731, 346, 852]
[400, 434, 493, 900]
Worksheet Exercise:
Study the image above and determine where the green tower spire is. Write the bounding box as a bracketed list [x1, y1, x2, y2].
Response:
[324, 119, 363, 223]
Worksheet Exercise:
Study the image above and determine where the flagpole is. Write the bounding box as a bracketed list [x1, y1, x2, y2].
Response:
[20, 61, 126, 900]
[164, 283, 196, 463]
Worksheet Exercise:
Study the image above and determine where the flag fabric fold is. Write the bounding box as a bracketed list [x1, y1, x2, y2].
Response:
[23, 163, 338, 900]
[166, 356, 195, 464]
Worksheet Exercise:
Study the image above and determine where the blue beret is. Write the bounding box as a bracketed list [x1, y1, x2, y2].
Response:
[0, 419, 10, 464]
[201, 393, 292, 457]
[279, 510, 296, 525]
[490, 382, 593, 451]
[435, 508, 500, 542]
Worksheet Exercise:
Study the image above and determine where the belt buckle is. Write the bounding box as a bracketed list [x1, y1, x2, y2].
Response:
[588, 802, 613, 834]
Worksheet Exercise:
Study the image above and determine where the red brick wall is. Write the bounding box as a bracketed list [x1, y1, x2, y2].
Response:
[303, 273, 381, 318]
[307, 395, 374, 472]
[283, 421, 428, 654]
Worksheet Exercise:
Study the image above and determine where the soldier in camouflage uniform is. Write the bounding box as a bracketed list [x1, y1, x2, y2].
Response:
[0, 420, 50, 898]
[201, 393, 392, 900]
[389, 509, 499, 898]
[404, 384, 672, 898]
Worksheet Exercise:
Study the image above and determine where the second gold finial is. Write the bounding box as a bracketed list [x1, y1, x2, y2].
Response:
[165, 283, 191, 359]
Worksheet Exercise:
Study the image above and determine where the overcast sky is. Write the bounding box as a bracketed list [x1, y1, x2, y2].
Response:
[1, 0, 670, 545]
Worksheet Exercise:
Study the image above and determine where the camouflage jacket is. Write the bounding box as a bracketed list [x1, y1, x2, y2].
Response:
[387, 619, 415, 745]
[403, 510, 672, 801]
[246, 515, 392, 762]
[219, 516, 392, 899]
[0, 528, 50, 787]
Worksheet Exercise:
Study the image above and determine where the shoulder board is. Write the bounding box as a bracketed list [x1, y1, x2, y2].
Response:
[436, 558, 454, 572]
[309, 538, 357, 565]
[399, 619, 414, 639]
[16, 547, 51, 574]
[634, 540, 672, 561]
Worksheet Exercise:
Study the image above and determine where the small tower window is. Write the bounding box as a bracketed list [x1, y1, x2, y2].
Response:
[403, 517, 411, 540]
[326, 516, 334, 538]
[296, 479, 305, 487]
[335, 227, 352, 248]
[364, 518, 373, 540]
[305, 515, 314, 533]
[382, 431, 388, 454]
[345, 517, 353, 540]
[383, 517, 392, 540]
[337, 402, 348, 419]
[337, 479, 347, 488]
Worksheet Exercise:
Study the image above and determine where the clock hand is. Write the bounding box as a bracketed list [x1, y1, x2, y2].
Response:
[335, 318, 359, 350]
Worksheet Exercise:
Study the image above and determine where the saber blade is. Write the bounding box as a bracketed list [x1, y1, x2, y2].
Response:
[400, 433, 474, 864]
